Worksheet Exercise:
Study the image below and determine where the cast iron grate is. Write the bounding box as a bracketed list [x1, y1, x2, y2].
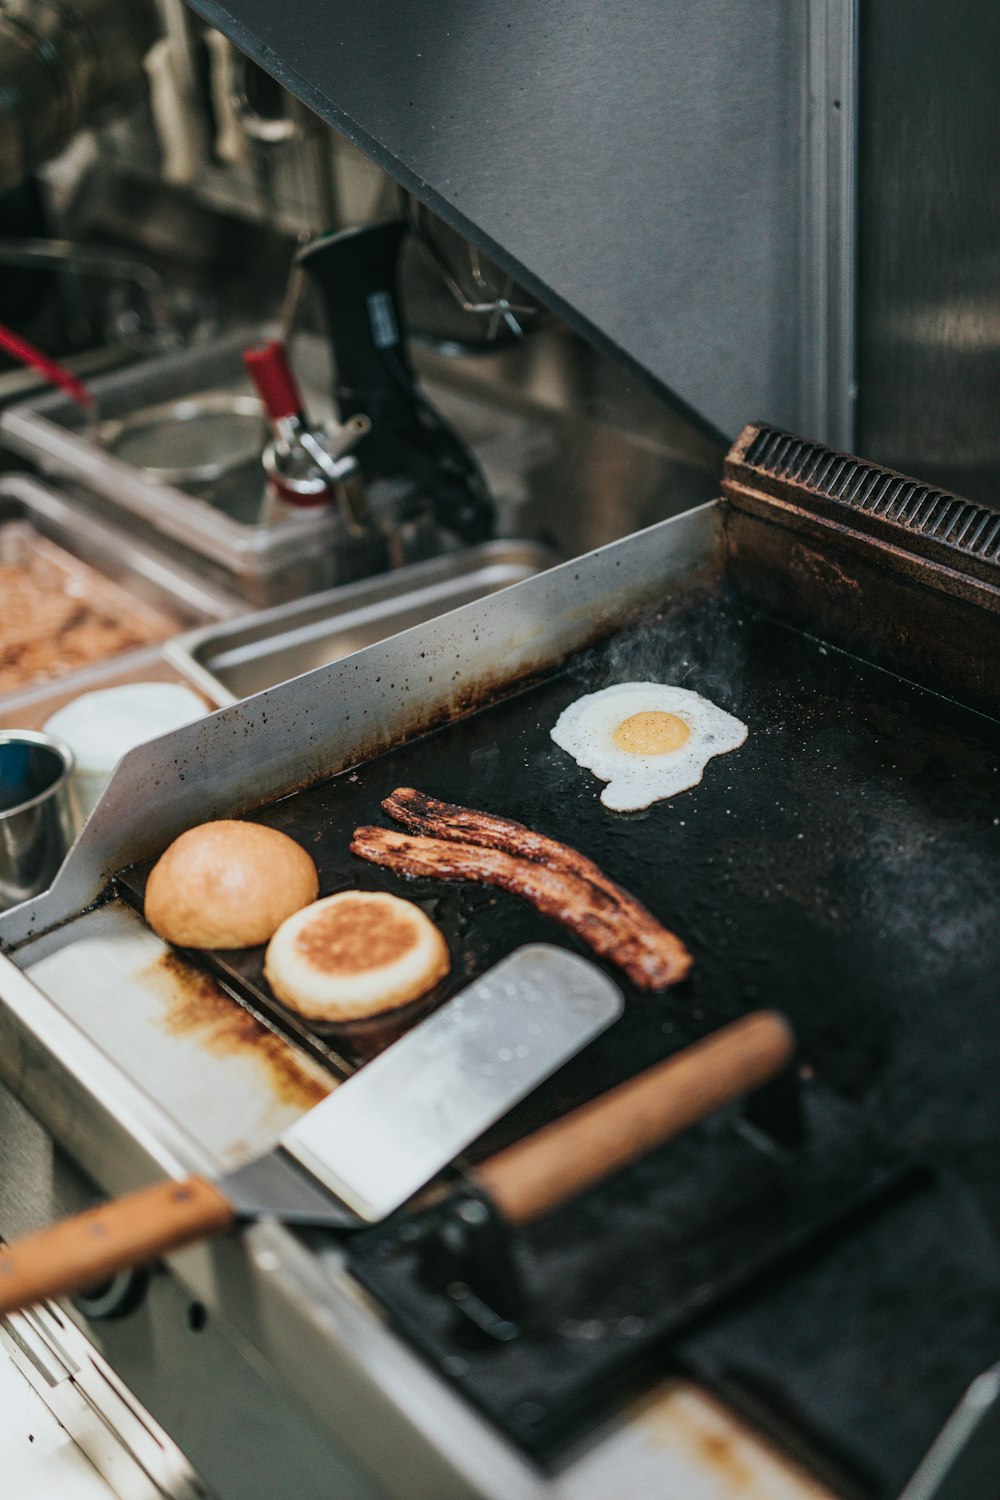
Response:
[738, 425, 1000, 565]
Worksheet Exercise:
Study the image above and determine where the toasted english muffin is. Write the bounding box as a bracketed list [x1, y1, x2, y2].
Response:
[145, 819, 318, 949]
[263, 890, 450, 1020]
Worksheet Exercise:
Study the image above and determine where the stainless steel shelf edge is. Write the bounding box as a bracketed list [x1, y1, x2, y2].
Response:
[165, 539, 560, 704]
[1, 1302, 208, 1500]
[0, 503, 719, 947]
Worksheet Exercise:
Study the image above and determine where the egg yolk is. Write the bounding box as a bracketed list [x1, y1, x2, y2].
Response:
[612, 710, 691, 755]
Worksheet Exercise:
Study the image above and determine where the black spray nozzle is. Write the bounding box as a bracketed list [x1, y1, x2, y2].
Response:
[296, 221, 494, 543]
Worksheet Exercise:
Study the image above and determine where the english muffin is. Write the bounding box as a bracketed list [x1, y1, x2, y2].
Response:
[264, 890, 450, 1020]
[145, 820, 318, 949]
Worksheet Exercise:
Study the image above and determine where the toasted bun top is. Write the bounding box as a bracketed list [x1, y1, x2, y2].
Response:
[293, 893, 425, 974]
[145, 819, 319, 950]
[264, 890, 450, 1021]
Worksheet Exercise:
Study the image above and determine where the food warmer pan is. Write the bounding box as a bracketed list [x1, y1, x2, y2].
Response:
[0, 473, 241, 626]
[167, 539, 560, 704]
[0, 425, 998, 1500]
[0, 330, 348, 607]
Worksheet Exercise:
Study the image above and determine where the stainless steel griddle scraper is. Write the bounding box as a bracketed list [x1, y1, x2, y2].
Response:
[0, 945, 622, 1313]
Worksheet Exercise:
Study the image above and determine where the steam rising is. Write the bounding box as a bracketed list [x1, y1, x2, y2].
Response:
[569, 591, 748, 713]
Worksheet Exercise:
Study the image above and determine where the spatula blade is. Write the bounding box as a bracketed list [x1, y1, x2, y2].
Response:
[280, 945, 623, 1223]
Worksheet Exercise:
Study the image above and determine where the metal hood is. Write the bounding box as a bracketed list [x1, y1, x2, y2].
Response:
[181, 0, 856, 448]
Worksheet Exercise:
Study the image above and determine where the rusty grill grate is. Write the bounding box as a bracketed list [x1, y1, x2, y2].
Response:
[740, 426, 1000, 565]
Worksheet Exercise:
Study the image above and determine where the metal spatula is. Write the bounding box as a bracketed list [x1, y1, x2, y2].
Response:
[0, 945, 622, 1314]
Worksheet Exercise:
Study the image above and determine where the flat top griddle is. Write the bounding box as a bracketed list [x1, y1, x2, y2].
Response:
[119, 589, 998, 1114]
[117, 583, 1000, 1496]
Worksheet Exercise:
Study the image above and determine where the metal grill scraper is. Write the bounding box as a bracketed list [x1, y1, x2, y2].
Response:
[0, 945, 622, 1313]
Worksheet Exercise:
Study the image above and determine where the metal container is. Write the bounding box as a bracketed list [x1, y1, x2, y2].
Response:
[0, 647, 225, 843]
[0, 324, 722, 605]
[0, 731, 75, 909]
[1, 329, 504, 607]
[0, 473, 240, 715]
[168, 539, 559, 702]
[0, 473, 240, 629]
[1, 330, 348, 606]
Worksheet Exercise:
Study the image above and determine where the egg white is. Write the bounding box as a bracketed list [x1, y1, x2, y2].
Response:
[551, 682, 747, 812]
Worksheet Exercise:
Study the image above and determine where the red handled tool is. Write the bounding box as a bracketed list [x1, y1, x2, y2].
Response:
[0, 321, 94, 412]
[242, 338, 370, 520]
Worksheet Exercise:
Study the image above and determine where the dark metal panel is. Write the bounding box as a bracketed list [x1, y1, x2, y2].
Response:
[857, 0, 1000, 504]
[184, 0, 807, 439]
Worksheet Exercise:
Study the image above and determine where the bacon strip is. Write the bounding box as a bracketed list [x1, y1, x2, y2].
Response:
[382, 787, 660, 933]
[350, 823, 691, 990]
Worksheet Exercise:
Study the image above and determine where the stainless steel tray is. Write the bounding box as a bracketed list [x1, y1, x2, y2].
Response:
[0, 475, 241, 623]
[0, 330, 351, 605]
[166, 540, 559, 703]
[0, 474, 241, 712]
[0, 330, 558, 608]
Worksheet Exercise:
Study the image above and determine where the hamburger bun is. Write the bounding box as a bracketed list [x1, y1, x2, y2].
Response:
[264, 890, 450, 1021]
[145, 820, 318, 949]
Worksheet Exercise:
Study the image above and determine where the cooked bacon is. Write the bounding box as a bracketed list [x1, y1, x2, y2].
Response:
[382, 787, 662, 933]
[350, 824, 691, 990]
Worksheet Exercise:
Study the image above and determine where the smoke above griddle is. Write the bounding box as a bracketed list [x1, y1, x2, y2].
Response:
[568, 590, 749, 715]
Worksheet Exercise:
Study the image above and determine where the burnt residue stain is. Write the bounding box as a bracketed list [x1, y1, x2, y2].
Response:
[638, 1385, 831, 1498]
[695, 1427, 753, 1487]
[144, 951, 330, 1112]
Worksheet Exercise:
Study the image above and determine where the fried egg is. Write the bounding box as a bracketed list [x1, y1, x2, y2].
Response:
[551, 682, 747, 812]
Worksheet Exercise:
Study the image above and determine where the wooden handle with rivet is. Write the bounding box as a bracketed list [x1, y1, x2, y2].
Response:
[0, 1176, 235, 1315]
[475, 1011, 795, 1227]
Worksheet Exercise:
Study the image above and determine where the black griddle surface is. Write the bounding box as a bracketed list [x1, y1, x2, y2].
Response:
[349, 1082, 918, 1478]
[118, 596, 1000, 1493]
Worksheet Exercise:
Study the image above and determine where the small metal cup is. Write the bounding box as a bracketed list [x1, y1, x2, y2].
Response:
[0, 731, 76, 910]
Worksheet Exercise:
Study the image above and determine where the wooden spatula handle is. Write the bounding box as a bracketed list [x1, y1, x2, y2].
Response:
[0, 1176, 234, 1316]
[476, 1011, 794, 1227]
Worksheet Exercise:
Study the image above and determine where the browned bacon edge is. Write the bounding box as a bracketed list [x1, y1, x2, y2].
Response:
[383, 787, 661, 931]
[350, 824, 691, 991]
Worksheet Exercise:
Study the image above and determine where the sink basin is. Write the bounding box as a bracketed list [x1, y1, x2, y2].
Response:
[167, 541, 559, 703]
